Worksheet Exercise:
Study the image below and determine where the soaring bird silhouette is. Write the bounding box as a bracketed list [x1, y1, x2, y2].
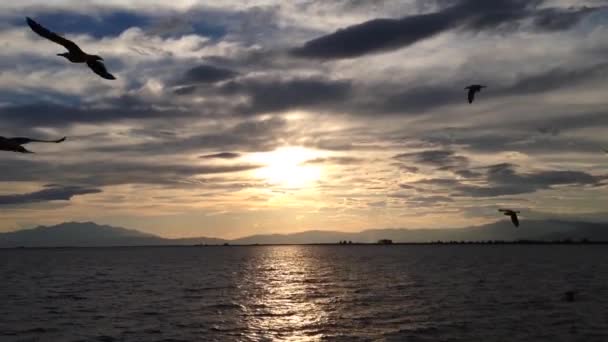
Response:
[465, 84, 486, 104]
[0, 136, 66, 153]
[26, 17, 115, 80]
[498, 209, 520, 227]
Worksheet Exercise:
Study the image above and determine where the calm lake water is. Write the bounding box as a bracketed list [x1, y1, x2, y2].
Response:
[1, 245, 607, 341]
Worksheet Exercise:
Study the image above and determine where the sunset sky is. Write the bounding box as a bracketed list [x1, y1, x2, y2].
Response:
[0, 0, 607, 238]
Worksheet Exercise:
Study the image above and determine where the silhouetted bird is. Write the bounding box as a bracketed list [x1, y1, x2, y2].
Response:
[498, 209, 520, 227]
[26, 17, 115, 80]
[0, 136, 66, 153]
[465, 84, 486, 104]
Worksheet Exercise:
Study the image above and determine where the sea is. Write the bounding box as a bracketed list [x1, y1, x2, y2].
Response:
[0, 245, 607, 341]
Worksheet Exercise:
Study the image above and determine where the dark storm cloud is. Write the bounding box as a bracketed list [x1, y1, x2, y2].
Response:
[200, 152, 241, 159]
[0, 185, 101, 206]
[292, 0, 600, 59]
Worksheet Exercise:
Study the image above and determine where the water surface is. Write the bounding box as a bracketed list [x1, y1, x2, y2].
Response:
[1, 245, 607, 341]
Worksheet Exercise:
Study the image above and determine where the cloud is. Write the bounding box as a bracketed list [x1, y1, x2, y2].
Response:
[501, 62, 608, 96]
[0, 185, 101, 206]
[304, 156, 365, 165]
[394, 150, 473, 176]
[410, 163, 605, 198]
[0, 158, 261, 187]
[396, 165, 420, 173]
[0, 96, 198, 128]
[177, 64, 238, 85]
[482, 163, 601, 190]
[200, 152, 241, 159]
[19, 11, 150, 38]
[172, 75, 352, 116]
[292, 0, 600, 59]
[91, 116, 289, 156]
[408, 195, 454, 206]
[0, 0, 607, 234]
[220, 76, 353, 115]
[394, 150, 468, 169]
[347, 61, 608, 117]
[532, 6, 599, 31]
[413, 178, 461, 187]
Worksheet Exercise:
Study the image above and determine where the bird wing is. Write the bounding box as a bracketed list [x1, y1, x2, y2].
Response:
[510, 214, 519, 227]
[468, 89, 475, 103]
[86, 60, 116, 80]
[9, 137, 66, 145]
[26, 17, 84, 54]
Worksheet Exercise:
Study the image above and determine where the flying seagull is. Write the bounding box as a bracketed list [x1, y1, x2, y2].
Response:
[498, 209, 520, 227]
[465, 84, 486, 104]
[26, 17, 115, 80]
[0, 136, 66, 154]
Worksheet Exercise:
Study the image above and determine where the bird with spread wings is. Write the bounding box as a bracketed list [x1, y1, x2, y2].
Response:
[26, 17, 115, 80]
[498, 209, 520, 227]
[465, 84, 487, 104]
[0, 136, 66, 154]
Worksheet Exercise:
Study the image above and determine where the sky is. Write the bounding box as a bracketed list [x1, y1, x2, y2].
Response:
[0, 0, 608, 238]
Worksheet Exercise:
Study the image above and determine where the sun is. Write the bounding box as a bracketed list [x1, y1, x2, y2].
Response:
[248, 147, 323, 188]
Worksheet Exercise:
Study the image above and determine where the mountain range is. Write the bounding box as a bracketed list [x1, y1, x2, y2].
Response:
[0, 220, 607, 248]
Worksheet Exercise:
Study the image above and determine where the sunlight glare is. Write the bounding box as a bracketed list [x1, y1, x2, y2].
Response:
[248, 147, 323, 188]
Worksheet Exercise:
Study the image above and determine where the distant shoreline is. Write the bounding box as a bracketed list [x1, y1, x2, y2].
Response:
[2, 240, 607, 249]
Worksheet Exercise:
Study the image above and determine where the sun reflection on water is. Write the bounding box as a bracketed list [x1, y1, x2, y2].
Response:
[240, 246, 329, 341]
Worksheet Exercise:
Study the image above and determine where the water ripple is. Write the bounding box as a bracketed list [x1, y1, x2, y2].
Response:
[0, 245, 607, 341]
